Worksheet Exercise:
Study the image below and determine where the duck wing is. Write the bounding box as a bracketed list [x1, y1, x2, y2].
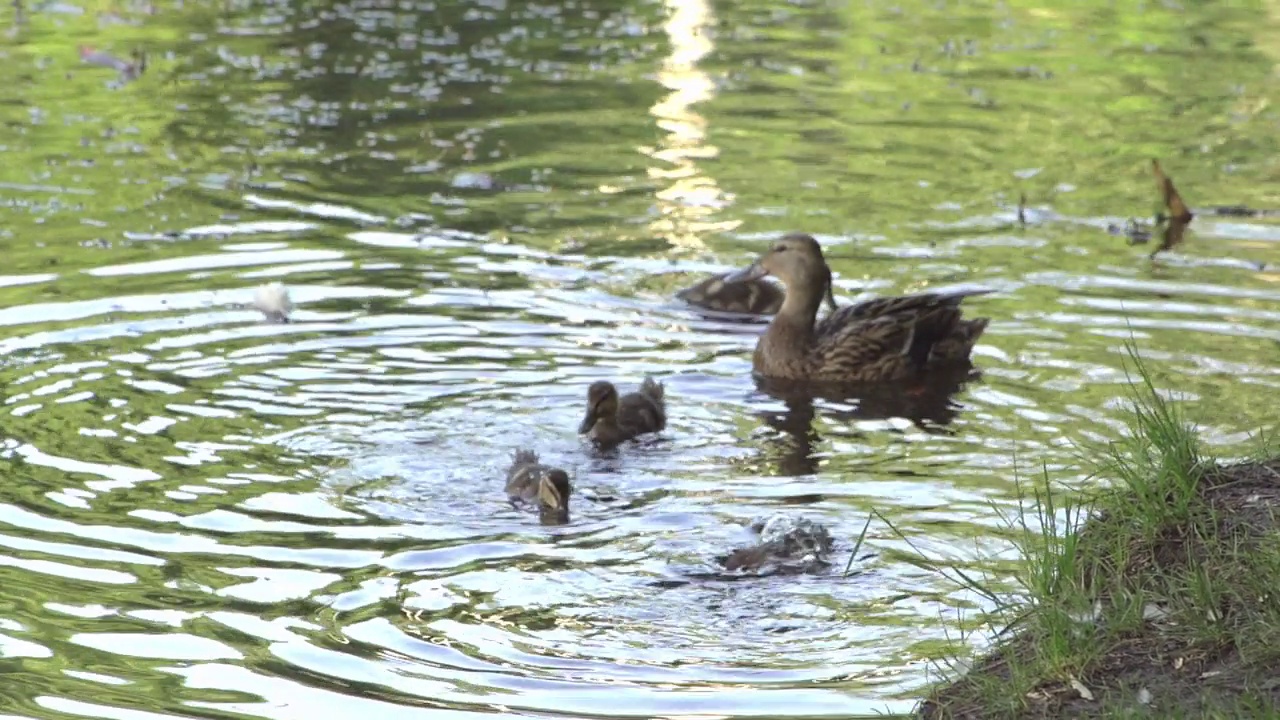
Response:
[810, 301, 974, 380]
[815, 288, 992, 336]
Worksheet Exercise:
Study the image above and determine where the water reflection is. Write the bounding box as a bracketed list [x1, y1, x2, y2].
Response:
[646, 0, 738, 250]
[2, 0, 1280, 719]
[754, 367, 979, 476]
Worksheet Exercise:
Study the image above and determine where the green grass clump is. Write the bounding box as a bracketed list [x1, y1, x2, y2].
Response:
[917, 343, 1280, 719]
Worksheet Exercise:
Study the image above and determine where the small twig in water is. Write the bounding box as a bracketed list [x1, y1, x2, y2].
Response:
[843, 513, 873, 577]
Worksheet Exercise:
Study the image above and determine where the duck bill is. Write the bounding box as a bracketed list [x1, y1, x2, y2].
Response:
[537, 480, 568, 525]
[724, 262, 768, 284]
[537, 478, 563, 510]
[578, 407, 597, 434]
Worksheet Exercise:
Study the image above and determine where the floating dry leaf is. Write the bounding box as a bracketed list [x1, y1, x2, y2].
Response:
[254, 282, 293, 323]
[1069, 676, 1095, 701]
[1150, 158, 1195, 258]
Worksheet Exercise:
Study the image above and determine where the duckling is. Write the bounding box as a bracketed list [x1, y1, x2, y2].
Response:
[677, 269, 840, 316]
[676, 272, 785, 315]
[505, 449, 571, 525]
[725, 233, 992, 383]
[578, 377, 666, 449]
[723, 514, 834, 573]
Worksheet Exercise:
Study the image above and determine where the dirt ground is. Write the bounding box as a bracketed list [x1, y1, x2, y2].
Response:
[919, 459, 1280, 720]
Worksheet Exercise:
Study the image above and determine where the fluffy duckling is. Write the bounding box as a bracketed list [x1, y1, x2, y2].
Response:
[505, 449, 572, 525]
[677, 269, 840, 317]
[726, 233, 991, 383]
[723, 514, 834, 573]
[578, 377, 666, 449]
[676, 272, 785, 315]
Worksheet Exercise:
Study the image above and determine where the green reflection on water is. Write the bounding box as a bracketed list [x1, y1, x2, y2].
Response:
[0, 0, 1279, 717]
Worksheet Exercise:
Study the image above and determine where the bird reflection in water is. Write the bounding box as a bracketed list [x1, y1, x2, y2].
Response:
[751, 363, 983, 477]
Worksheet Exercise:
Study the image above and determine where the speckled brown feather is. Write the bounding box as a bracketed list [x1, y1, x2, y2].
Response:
[676, 273, 785, 315]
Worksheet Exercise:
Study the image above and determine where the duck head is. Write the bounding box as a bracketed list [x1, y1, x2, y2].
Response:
[537, 469, 572, 524]
[578, 381, 619, 434]
[726, 233, 838, 311]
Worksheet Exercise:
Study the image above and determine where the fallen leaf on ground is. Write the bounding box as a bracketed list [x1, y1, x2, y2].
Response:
[1142, 603, 1169, 620]
[1069, 677, 1095, 701]
[1137, 687, 1153, 705]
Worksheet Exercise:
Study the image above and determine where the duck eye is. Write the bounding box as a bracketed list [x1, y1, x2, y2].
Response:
[773, 244, 788, 253]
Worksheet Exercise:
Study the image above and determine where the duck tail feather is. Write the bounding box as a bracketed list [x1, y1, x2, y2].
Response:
[938, 287, 996, 306]
[905, 308, 960, 367]
[640, 376, 665, 401]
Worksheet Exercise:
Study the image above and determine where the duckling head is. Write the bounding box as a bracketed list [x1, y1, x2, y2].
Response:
[726, 233, 837, 311]
[578, 381, 619, 434]
[537, 469, 572, 525]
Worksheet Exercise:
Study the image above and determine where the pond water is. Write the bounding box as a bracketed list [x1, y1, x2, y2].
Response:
[3, 0, 1280, 717]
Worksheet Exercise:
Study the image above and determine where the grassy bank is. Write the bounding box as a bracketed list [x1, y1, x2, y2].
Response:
[919, 347, 1280, 719]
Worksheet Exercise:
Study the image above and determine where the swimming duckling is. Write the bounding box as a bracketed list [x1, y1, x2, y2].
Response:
[726, 233, 991, 383]
[677, 272, 785, 315]
[677, 269, 840, 317]
[578, 377, 666, 449]
[722, 514, 834, 574]
[505, 449, 571, 525]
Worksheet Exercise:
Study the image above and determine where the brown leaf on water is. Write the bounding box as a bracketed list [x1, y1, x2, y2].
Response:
[1150, 159, 1194, 258]
[1153, 159, 1193, 224]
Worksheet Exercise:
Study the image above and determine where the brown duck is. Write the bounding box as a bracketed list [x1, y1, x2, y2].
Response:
[505, 449, 572, 525]
[725, 233, 992, 382]
[578, 377, 666, 449]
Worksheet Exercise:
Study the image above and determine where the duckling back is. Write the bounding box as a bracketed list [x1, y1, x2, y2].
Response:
[677, 273, 784, 315]
[619, 377, 666, 435]
[505, 448, 547, 500]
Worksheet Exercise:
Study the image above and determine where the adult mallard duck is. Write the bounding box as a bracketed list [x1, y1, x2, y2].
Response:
[505, 449, 571, 524]
[676, 269, 840, 317]
[725, 233, 992, 383]
[578, 377, 666, 449]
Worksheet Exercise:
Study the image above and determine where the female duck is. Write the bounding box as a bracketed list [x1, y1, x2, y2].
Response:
[578, 377, 666, 449]
[506, 449, 572, 524]
[726, 233, 991, 383]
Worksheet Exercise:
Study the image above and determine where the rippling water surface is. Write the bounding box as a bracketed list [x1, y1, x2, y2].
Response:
[4, 0, 1280, 717]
